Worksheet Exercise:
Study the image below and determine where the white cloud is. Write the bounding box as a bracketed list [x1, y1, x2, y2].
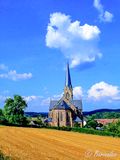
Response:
[52, 93, 63, 100]
[23, 96, 43, 103]
[0, 95, 7, 102]
[32, 86, 83, 108]
[112, 97, 120, 101]
[93, 0, 114, 22]
[0, 64, 8, 71]
[23, 95, 49, 106]
[68, 21, 100, 40]
[0, 70, 32, 81]
[46, 12, 101, 68]
[88, 81, 120, 101]
[73, 86, 83, 99]
[103, 11, 114, 22]
[51, 86, 83, 100]
[40, 97, 50, 106]
[94, 0, 103, 11]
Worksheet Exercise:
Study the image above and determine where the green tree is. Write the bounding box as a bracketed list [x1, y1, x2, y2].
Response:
[0, 109, 6, 124]
[33, 116, 44, 127]
[87, 112, 120, 119]
[86, 119, 99, 129]
[105, 120, 120, 134]
[3, 95, 27, 126]
[0, 108, 3, 119]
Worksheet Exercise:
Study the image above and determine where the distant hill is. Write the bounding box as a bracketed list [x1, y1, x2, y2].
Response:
[25, 112, 48, 117]
[83, 108, 120, 116]
[25, 108, 120, 117]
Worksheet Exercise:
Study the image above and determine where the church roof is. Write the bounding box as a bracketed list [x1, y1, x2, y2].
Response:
[44, 118, 52, 123]
[50, 100, 58, 110]
[74, 116, 82, 122]
[70, 100, 82, 110]
[50, 99, 71, 110]
[65, 63, 72, 89]
[49, 99, 82, 110]
[55, 100, 71, 110]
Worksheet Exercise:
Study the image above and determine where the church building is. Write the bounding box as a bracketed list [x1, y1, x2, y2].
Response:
[48, 63, 83, 127]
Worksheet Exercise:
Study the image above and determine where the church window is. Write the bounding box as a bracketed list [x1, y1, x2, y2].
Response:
[66, 93, 69, 99]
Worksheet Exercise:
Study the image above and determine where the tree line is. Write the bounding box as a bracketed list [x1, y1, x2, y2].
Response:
[0, 95, 120, 137]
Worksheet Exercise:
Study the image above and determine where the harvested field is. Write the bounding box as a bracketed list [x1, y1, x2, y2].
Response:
[0, 126, 120, 160]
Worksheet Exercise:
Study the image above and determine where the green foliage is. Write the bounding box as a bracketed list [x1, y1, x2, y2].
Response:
[0, 109, 7, 125]
[74, 122, 80, 127]
[85, 119, 99, 129]
[33, 116, 44, 127]
[58, 126, 71, 131]
[0, 109, 4, 121]
[71, 127, 120, 137]
[87, 112, 120, 119]
[46, 126, 120, 137]
[104, 120, 120, 134]
[46, 126, 72, 131]
[0, 150, 11, 160]
[3, 95, 28, 126]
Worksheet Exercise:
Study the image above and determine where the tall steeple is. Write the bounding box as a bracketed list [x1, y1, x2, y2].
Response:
[64, 63, 73, 100]
[65, 63, 72, 89]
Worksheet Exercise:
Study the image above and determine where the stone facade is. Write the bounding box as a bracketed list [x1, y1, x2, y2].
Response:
[49, 109, 73, 127]
[48, 63, 83, 127]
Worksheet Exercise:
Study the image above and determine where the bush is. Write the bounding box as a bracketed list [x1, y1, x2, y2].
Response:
[105, 120, 120, 134]
[74, 122, 80, 128]
[71, 127, 119, 137]
[45, 126, 120, 137]
[45, 126, 72, 131]
[85, 119, 99, 129]
[59, 126, 71, 131]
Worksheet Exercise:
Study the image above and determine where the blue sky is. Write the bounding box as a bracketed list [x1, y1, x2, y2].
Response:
[0, 0, 120, 112]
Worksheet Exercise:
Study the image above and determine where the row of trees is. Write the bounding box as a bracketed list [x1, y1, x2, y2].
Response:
[87, 112, 120, 119]
[0, 95, 28, 126]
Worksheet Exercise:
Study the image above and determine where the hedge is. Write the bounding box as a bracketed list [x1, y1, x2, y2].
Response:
[71, 127, 120, 137]
[45, 126, 120, 137]
[46, 126, 72, 131]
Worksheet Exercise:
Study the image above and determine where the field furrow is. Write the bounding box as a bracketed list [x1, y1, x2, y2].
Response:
[0, 126, 120, 160]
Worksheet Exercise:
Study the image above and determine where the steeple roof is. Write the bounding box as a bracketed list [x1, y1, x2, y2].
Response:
[65, 63, 72, 89]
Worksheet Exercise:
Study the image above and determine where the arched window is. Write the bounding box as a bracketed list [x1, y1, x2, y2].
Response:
[66, 93, 69, 99]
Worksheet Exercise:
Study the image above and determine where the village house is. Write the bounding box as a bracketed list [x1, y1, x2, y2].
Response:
[95, 119, 119, 126]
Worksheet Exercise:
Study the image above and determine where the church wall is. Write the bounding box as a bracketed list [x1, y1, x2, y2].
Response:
[49, 109, 73, 127]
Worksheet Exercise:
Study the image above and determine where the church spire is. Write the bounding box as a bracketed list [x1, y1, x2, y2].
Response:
[65, 62, 72, 89]
[64, 63, 73, 100]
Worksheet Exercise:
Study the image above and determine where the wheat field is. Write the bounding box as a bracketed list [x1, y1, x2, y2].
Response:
[0, 126, 120, 160]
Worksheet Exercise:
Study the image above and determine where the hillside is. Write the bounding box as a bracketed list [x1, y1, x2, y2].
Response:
[25, 108, 120, 118]
[0, 126, 120, 160]
[83, 109, 120, 116]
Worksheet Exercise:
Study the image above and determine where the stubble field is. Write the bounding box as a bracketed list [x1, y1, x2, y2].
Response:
[0, 126, 120, 160]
